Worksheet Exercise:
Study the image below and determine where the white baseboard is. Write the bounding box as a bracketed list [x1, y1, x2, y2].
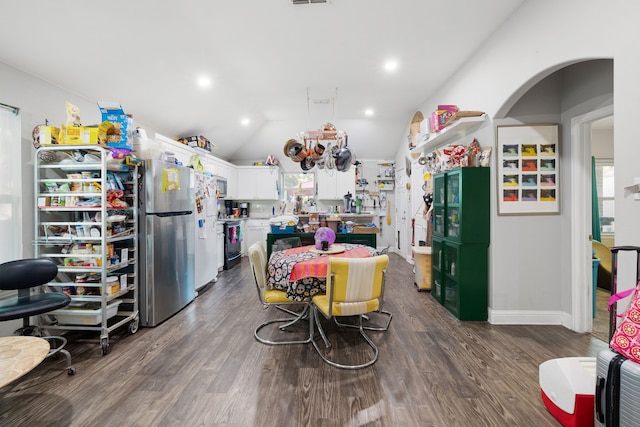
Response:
[488, 308, 566, 325]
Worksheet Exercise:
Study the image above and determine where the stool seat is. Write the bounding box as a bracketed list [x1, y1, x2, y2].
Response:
[0, 293, 71, 322]
[0, 258, 75, 375]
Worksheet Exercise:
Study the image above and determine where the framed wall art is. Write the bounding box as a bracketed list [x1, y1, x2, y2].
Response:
[496, 124, 559, 215]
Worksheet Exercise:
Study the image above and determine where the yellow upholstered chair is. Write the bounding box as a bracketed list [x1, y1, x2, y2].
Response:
[593, 240, 612, 291]
[310, 254, 389, 369]
[248, 241, 311, 345]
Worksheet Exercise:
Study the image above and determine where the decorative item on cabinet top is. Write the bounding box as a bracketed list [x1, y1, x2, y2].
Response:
[176, 135, 214, 153]
[410, 107, 487, 154]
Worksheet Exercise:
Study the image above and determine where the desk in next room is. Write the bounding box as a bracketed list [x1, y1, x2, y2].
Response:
[266, 232, 376, 259]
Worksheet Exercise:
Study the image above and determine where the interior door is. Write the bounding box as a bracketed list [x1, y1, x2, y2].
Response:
[396, 171, 409, 258]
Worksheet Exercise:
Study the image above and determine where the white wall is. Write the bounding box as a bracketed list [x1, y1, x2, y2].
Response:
[395, 0, 639, 328]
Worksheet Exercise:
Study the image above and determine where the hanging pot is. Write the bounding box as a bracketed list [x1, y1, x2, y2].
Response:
[310, 139, 325, 160]
[334, 135, 353, 172]
[283, 138, 298, 158]
[300, 156, 315, 171]
[288, 141, 305, 162]
[324, 142, 335, 169]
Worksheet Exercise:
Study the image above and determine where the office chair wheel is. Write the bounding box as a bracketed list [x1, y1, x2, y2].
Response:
[101, 338, 109, 355]
[67, 366, 76, 375]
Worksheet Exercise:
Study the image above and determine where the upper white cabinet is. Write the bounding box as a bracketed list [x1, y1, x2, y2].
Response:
[235, 166, 280, 200]
[316, 168, 355, 200]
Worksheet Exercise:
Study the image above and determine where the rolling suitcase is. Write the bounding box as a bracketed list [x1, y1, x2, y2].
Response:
[595, 246, 640, 427]
[595, 349, 640, 427]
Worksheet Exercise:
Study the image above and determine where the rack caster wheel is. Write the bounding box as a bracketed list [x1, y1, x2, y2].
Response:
[101, 338, 109, 355]
[128, 317, 139, 335]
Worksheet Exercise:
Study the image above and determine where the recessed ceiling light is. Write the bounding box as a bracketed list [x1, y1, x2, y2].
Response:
[197, 76, 212, 88]
[365, 109, 374, 116]
[241, 118, 250, 126]
[384, 60, 398, 72]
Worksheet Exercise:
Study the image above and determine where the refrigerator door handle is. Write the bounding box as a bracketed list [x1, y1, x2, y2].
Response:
[151, 211, 193, 217]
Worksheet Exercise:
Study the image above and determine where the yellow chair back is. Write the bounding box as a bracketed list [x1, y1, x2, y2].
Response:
[325, 255, 389, 317]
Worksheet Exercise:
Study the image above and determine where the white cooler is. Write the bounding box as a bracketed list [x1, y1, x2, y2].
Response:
[539, 357, 596, 427]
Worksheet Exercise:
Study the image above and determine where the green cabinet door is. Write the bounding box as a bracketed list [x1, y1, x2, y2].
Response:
[434, 167, 489, 244]
[430, 167, 489, 321]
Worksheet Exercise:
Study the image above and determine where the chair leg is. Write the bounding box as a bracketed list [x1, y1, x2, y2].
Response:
[311, 311, 379, 370]
[312, 305, 331, 349]
[275, 304, 305, 318]
[334, 310, 392, 331]
[254, 304, 312, 345]
[41, 336, 76, 375]
[278, 304, 309, 330]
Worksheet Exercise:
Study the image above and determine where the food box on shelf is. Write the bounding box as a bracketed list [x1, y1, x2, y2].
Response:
[54, 300, 121, 325]
[35, 125, 61, 145]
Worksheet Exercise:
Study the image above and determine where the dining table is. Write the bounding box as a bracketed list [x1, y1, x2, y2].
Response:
[266, 243, 378, 301]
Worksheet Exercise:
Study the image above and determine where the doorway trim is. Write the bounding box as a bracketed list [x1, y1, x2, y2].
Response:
[570, 104, 613, 333]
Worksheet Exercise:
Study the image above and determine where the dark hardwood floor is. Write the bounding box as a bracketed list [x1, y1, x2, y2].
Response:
[0, 252, 606, 426]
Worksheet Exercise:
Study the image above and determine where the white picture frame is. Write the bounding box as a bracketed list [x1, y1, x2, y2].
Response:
[496, 124, 560, 215]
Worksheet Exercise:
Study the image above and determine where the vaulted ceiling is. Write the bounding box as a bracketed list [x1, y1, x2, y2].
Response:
[0, 0, 525, 162]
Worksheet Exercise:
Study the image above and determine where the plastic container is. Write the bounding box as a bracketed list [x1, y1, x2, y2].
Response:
[271, 225, 295, 234]
[412, 246, 432, 291]
[54, 300, 122, 325]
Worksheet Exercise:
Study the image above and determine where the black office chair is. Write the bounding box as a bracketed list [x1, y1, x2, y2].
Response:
[0, 258, 76, 375]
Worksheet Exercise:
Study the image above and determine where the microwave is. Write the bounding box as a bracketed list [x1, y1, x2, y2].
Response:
[215, 176, 228, 198]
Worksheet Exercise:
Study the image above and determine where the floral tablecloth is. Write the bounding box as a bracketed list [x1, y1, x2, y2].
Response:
[266, 244, 378, 301]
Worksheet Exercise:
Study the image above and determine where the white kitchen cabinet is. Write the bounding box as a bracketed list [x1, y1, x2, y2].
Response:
[216, 222, 225, 271]
[243, 219, 271, 254]
[235, 166, 280, 200]
[316, 168, 355, 200]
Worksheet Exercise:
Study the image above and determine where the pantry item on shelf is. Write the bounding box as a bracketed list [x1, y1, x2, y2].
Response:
[440, 110, 485, 128]
[106, 189, 128, 208]
[107, 215, 127, 223]
[65, 101, 82, 127]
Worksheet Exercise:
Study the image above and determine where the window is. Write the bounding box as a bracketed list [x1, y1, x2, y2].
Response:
[282, 172, 315, 207]
[0, 103, 21, 301]
[595, 159, 614, 233]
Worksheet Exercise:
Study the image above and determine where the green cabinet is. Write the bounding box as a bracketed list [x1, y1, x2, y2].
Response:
[266, 232, 376, 259]
[433, 167, 489, 243]
[431, 167, 489, 320]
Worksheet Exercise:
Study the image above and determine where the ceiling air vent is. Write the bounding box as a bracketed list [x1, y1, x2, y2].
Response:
[292, 0, 327, 5]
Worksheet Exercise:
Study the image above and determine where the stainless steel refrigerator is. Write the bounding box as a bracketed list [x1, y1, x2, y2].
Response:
[139, 160, 196, 327]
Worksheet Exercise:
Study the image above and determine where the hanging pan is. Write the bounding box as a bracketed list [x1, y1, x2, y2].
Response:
[334, 135, 353, 172]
